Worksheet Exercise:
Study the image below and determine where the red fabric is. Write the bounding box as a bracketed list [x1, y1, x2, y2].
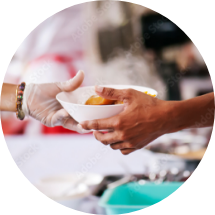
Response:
[35, 54, 77, 78]
[42, 125, 78, 134]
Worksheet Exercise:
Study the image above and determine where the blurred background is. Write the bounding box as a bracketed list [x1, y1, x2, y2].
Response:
[1, 1, 213, 214]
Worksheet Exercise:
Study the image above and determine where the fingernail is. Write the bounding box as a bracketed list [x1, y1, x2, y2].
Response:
[76, 71, 80, 76]
[67, 71, 81, 83]
[77, 124, 85, 134]
[76, 70, 82, 76]
[95, 85, 104, 93]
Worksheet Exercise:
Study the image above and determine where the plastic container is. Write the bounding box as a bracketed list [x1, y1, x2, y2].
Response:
[99, 182, 183, 214]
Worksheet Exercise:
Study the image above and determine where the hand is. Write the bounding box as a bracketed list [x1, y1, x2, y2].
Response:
[23, 70, 88, 133]
[80, 86, 171, 154]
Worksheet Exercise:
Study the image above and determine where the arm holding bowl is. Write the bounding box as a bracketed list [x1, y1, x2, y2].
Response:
[0, 70, 87, 133]
[80, 86, 214, 155]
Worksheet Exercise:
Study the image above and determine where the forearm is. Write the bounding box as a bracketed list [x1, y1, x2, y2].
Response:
[0, 83, 17, 112]
[166, 92, 214, 133]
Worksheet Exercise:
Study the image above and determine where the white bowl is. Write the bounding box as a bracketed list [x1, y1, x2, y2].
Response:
[56, 85, 158, 123]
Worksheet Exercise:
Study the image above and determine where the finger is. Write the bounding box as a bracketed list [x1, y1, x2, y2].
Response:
[58, 70, 85, 92]
[65, 119, 91, 133]
[52, 109, 90, 133]
[110, 142, 134, 150]
[95, 86, 133, 104]
[120, 148, 137, 155]
[51, 109, 70, 127]
[79, 116, 117, 130]
[93, 131, 120, 145]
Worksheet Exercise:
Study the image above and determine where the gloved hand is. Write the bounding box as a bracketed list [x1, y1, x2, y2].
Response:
[22, 70, 87, 133]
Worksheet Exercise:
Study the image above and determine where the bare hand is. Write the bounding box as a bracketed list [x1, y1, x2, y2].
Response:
[80, 86, 171, 155]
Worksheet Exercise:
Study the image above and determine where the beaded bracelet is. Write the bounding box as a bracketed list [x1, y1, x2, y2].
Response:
[16, 82, 26, 120]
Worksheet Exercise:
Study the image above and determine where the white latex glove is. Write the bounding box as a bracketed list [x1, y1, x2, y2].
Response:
[22, 70, 87, 133]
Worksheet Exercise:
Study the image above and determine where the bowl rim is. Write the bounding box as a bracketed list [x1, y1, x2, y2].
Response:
[56, 85, 158, 107]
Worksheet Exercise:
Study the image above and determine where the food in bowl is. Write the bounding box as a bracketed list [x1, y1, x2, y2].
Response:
[85, 95, 114, 105]
[144, 91, 156, 97]
[85, 91, 156, 105]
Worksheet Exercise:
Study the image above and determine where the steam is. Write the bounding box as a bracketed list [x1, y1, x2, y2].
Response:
[91, 53, 167, 100]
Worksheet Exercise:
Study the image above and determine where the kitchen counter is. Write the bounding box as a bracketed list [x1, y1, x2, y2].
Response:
[4, 134, 186, 214]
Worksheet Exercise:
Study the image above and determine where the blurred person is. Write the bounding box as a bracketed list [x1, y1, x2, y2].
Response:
[80, 86, 214, 155]
[2, 4, 91, 135]
[0, 71, 87, 134]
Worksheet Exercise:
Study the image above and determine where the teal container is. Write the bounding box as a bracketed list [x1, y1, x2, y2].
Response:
[99, 182, 183, 214]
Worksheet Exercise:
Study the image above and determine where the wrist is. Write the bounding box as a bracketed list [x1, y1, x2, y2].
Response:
[161, 100, 186, 134]
[0, 84, 17, 112]
[22, 84, 31, 117]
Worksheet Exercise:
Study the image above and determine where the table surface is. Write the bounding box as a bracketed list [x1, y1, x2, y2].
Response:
[4, 134, 185, 214]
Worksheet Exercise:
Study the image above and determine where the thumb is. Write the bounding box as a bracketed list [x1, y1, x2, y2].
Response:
[95, 86, 133, 103]
[57, 70, 85, 92]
